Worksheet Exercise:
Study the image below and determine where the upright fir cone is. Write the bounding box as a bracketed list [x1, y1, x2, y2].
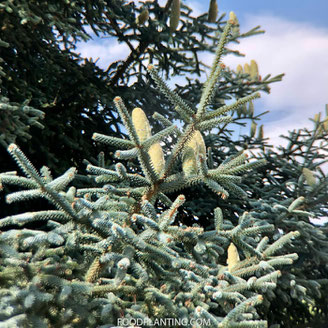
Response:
[302, 168, 316, 186]
[250, 121, 257, 138]
[182, 130, 206, 176]
[170, 0, 180, 32]
[208, 0, 218, 23]
[250, 60, 259, 80]
[248, 100, 254, 116]
[148, 143, 165, 175]
[241, 103, 248, 116]
[85, 257, 101, 282]
[227, 242, 240, 272]
[313, 113, 321, 123]
[257, 124, 264, 139]
[244, 63, 250, 75]
[236, 64, 243, 74]
[132, 107, 165, 174]
[323, 119, 328, 131]
[136, 9, 149, 25]
[132, 107, 151, 142]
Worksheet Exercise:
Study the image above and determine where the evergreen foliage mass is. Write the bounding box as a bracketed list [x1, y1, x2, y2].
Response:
[0, 0, 283, 218]
[0, 0, 281, 179]
[1, 1, 328, 327]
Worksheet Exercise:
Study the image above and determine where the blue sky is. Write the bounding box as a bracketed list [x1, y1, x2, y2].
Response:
[217, 0, 328, 28]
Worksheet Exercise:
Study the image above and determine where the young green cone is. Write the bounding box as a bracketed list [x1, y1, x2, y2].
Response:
[136, 9, 149, 25]
[208, 0, 218, 23]
[170, 0, 180, 32]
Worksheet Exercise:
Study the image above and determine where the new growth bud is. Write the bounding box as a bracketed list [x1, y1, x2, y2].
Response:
[229, 11, 238, 25]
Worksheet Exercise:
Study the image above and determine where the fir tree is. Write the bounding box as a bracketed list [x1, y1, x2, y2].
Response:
[0, 0, 282, 217]
[1, 1, 328, 328]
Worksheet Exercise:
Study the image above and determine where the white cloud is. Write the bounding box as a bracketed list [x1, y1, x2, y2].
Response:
[185, 0, 205, 17]
[77, 40, 130, 69]
[222, 15, 328, 147]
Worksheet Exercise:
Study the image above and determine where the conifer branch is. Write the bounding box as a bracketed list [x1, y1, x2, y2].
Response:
[204, 92, 261, 121]
[161, 123, 196, 179]
[142, 124, 177, 150]
[147, 65, 195, 118]
[196, 115, 233, 131]
[197, 20, 233, 118]
[107, 0, 174, 86]
[113, 97, 140, 145]
[92, 133, 135, 149]
[114, 148, 139, 160]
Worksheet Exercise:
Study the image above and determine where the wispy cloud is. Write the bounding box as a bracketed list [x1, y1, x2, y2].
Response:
[223, 15, 328, 147]
[77, 39, 131, 69]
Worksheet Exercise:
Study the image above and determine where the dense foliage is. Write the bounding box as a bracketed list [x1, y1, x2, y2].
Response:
[0, 1, 327, 327]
